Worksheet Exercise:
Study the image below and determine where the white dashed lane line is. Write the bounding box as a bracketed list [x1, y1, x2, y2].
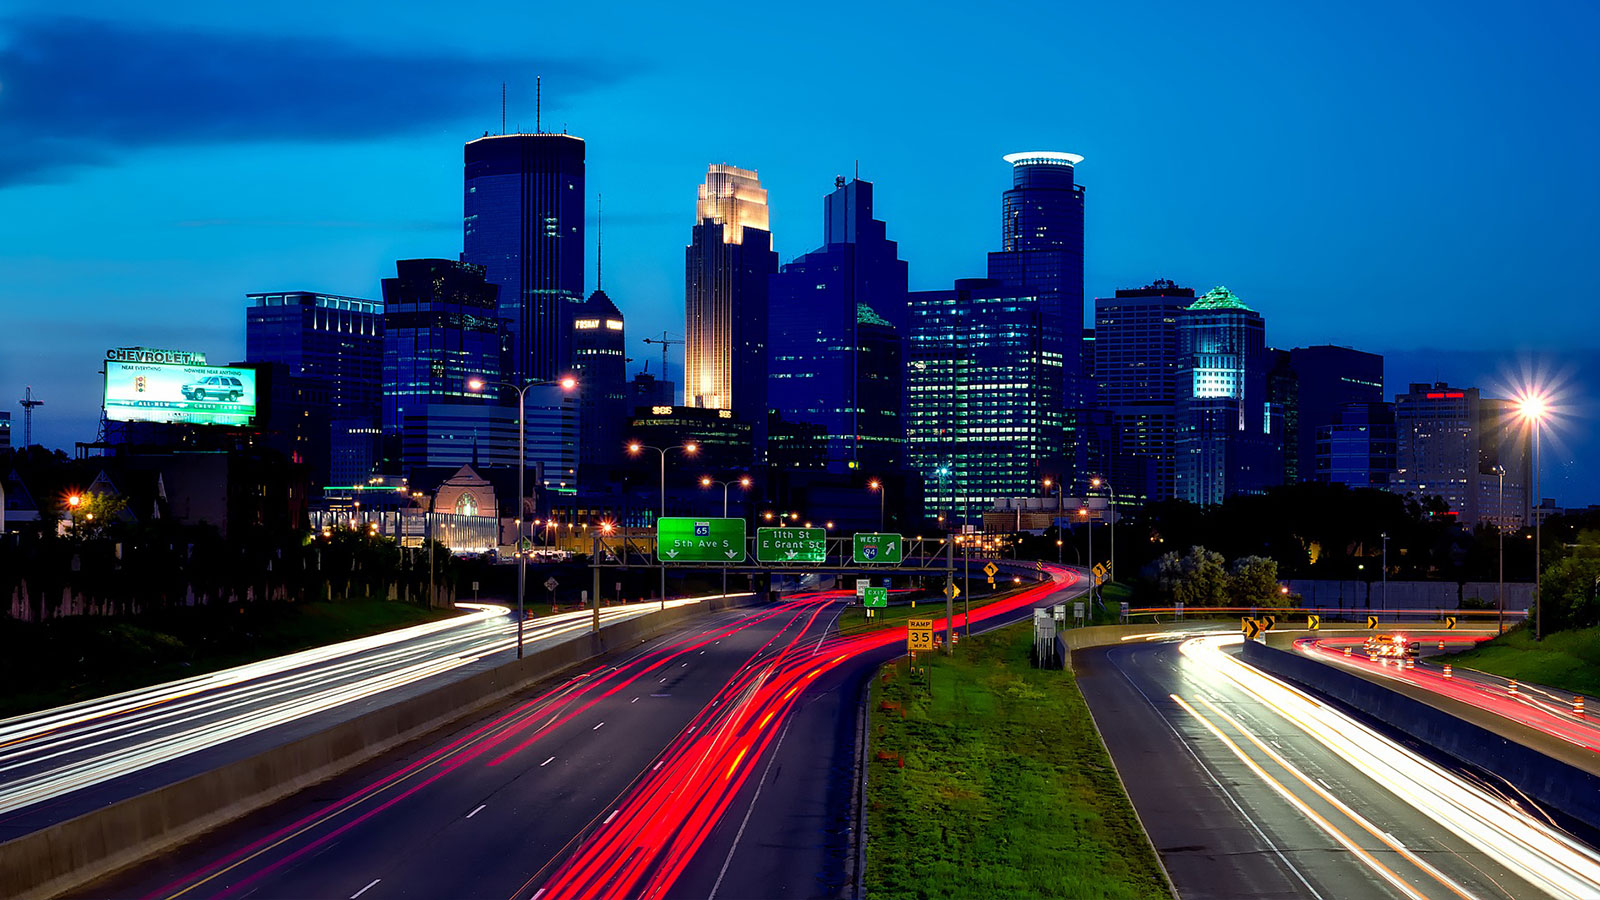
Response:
[351, 879, 380, 899]
[465, 804, 485, 819]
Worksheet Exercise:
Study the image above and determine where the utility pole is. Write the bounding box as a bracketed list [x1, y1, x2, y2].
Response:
[1380, 531, 1389, 612]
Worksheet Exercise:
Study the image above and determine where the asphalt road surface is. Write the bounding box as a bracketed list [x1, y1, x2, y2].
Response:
[1077, 634, 1600, 900]
[0, 597, 713, 843]
[84, 565, 1083, 900]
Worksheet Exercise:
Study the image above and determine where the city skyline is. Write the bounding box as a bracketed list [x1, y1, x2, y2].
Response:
[1, 3, 1596, 501]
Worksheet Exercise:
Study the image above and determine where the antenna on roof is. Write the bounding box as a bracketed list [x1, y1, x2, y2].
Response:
[501, 82, 506, 134]
[536, 75, 542, 133]
[596, 192, 603, 290]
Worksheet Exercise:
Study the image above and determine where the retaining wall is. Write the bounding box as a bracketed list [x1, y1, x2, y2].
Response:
[0, 595, 759, 900]
[1240, 639, 1600, 834]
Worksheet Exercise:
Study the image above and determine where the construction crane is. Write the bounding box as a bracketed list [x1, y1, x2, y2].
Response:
[641, 331, 684, 388]
[19, 386, 43, 448]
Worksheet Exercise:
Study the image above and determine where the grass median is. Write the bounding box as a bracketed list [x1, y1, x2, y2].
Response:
[864, 620, 1171, 900]
[1444, 625, 1600, 697]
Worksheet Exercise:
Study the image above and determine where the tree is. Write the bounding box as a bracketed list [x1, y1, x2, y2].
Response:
[65, 491, 128, 541]
[1228, 556, 1287, 607]
[1156, 546, 1228, 607]
[1538, 530, 1600, 631]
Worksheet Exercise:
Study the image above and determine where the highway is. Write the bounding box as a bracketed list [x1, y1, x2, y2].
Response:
[1077, 634, 1600, 900]
[83, 567, 1082, 899]
[0, 597, 710, 840]
[1297, 633, 1600, 755]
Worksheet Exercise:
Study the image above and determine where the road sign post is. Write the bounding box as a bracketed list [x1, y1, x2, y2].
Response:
[756, 527, 826, 563]
[657, 517, 747, 563]
[853, 533, 903, 564]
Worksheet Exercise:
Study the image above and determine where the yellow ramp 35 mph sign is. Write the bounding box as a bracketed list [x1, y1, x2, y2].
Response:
[907, 619, 935, 652]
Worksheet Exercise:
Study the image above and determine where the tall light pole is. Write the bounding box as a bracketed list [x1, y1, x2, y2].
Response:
[702, 474, 750, 597]
[1043, 478, 1062, 566]
[1092, 476, 1116, 584]
[868, 479, 885, 532]
[1520, 393, 1548, 638]
[469, 375, 578, 659]
[1080, 504, 1093, 604]
[1493, 464, 1506, 635]
[1380, 531, 1389, 612]
[630, 441, 699, 610]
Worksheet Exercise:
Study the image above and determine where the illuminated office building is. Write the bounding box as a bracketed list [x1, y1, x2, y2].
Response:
[1391, 383, 1529, 527]
[1093, 281, 1192, 503]
[684, 164, 778, 436]
[463, 133, 585, 383]
[245, 290, 383, 485]
[1174, 287, 1280, 505]
[768, 177, 907, 474]
[987, 151, 1086, 405]
[906, 279, 1064, 524]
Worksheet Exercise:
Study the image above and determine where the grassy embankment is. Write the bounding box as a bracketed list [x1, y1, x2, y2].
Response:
[1445, 625, 1600, 698]
[0, 600, 461, 719]
[864, 620, 1171, 900]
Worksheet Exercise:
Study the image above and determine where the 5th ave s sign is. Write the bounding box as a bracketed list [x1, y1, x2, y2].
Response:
[656, 517, 746, 562]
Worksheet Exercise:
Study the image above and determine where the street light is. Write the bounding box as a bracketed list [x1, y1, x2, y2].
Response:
[468, 375, 579, 653]
[1492, 464, 1506, 635]
[1043, 478, 1062, 566]
[629, 441, 699, 610]
[701, 474, 750, 597]
[1091, 476, 1116, 585]
[868, 479, 886, 531]
[1519, 392, 1549, 638]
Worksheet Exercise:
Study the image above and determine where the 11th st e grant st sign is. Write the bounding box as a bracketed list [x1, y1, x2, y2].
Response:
[756, 527, 827, 563]
[656, 517, 747, 562]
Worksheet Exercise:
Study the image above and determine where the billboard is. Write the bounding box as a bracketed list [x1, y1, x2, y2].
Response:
[104, 360, 257, 426]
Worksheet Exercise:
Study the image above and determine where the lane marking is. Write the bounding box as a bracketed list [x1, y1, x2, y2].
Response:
[631, 697, 639, 703]
[541, 757, 555, 767]
[351, 878, 380, 899]
[465, 804, 485, 819]
[654, 761, 664, 771]
[593, 722, 604, 731]
[604, 809, 619, 825]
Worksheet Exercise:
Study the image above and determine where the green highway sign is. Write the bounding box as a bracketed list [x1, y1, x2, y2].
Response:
[852, 532, 903, 564]
[756, 527, 826, 563]
[657, 517, 747, 563]
[863, 586, 888, 608]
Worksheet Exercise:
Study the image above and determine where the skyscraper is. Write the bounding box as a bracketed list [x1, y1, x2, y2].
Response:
[685, 164, 778, 448]
[1392, 383, 1529, 526]
[1289, 345, 1384, 481]
[380, 259, 507, 477]
[1316, 402, 1397, 487]
[768, 177, 908, 474]
[571, 288, 627, 475]
[1094, 281, 1192, 503]
[907, 279, 1064, 524]
[463, 133, 585, 383]
[1174, 287, 1280, 505]
[245, 291, 383, 485]
[987, 151, 1086, 405]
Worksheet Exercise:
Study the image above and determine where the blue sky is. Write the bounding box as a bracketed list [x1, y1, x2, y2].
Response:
[1, 1, 1596, 501]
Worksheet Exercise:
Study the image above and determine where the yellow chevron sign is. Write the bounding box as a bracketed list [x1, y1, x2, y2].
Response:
[1307, 614, 1321, 631]
[1444, 615, 1458, 630]
[1242, 617, 1262, 639]
[1367, 615, 1380, 629]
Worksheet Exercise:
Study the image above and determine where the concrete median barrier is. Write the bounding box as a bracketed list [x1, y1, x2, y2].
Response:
[1240, 639, 1600, 834]
[0, 595, 761, 900]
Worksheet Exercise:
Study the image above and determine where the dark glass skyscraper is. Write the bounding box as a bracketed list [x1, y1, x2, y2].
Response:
[571, 288, 627, 474]
[768, 178, 908, 474]
[1288, 345, 1384, 482]
[987, 151, 1086, 405]
[685, 164, 777, 456]
[906, 279, 1064, 524]
[245, 291, 383, 485]
[381, 259, 505, 475]
[463, 133, 585, 384]
[1093, 281, 1192, 503]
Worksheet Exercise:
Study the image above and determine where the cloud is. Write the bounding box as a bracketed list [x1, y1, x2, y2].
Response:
[0, 16, 630, 187]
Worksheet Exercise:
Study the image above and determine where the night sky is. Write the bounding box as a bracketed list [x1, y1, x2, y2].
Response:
[2, 2, 1595, 502]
